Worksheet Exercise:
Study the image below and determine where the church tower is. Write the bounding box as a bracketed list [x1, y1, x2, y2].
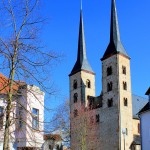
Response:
[101, 0, 133, 149]
[69, 5, 95, 149]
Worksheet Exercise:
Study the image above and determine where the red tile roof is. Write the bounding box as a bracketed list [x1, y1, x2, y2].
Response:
[44, 134, 62, 141]
[0, 73, 25, 94]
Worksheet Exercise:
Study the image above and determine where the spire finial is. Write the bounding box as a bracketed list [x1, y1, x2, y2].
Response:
[81, 0, 82, 10]
[110, 0, 120, 43]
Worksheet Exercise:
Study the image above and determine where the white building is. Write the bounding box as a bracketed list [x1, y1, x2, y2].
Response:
[0, 73, 45, 150]
[139, 87, 150, 150]
[43, 134, 63, 150]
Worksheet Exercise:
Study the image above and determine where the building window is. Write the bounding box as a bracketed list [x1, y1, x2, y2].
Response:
[73, 80, 77, 89]
[124, 98, 128, 106]
[18, 106, 23, 128]
[107, 66, 112, 76]
[107, 82, 113, 92]
[86, 79, 91, 88]
[0, 107, 4, 129]
[74, 93, 78, 103]
[56, 144, 59, 150]
[74, 109, 78, 117]
[123, 82, 127, 90]
[96, 114, 100, 123]
[108, 98, 113, 107]
[49, 145, 52, 150]
[138, 123, 140, 134]
[122, 66, 126, 75]
[32, 108, 39, 130]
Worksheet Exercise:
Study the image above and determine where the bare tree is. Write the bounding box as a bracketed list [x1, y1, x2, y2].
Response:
[50, 100, 70, 148]
[0, 0, 59, 149]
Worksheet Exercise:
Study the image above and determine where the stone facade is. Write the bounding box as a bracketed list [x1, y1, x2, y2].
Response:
[69, 1, 145, 150]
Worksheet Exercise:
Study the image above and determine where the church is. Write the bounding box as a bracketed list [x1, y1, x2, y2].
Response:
[69, 0, 147, 149]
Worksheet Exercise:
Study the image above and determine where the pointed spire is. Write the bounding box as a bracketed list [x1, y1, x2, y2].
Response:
[110, 0, 120, 43]
[102, 0, 129, 60]
[70, 5, 94, 76]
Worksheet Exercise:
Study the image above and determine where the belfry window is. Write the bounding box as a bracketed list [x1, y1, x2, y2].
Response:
[123, 82, 127, 90]
[74, 93, 78, 103]
[73, 80, 77, 89]
[86, 79, 91, 88]
[107, 82, 113, 92]
[107, 66, 112, 76]
[122, 66, 126, 75]
[74, 109, 78, 117]
[108, 98, 113, 107]
[124, 98, 128, 106]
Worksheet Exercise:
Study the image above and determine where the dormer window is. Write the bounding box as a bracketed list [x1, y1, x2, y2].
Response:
[73, 80, 77, 89]
[107, 66, 112, 76]
[74, 93, 78, 103]
[86, 80, 91, 88]
[123, 82, 127, 90]
[122, 66, 126, 75]
[107, 82, 113, 92]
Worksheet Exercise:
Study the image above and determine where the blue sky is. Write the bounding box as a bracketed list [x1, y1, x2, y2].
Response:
[40, 0, 150, 120]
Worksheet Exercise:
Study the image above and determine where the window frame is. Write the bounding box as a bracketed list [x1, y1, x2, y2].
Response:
[122, 66, 126, 75]
[73, 93, 78, 103]
[124, 98, 128, 106]
[107, 82, 113, 92]
[107, 66, 112, 76]
[32, 108, 39, 130]
[86, 79, 91, 88]
[107, 98, 113, 107]
[123, 82, 127, 90]
[73, 80, 77, 89]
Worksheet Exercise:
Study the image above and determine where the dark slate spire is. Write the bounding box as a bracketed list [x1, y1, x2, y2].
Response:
[69, 5, 94, 76]
[102, 0, 129, 60]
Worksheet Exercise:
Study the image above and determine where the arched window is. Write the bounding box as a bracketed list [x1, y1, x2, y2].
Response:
[124, 98, 128, 106]
[73, 80, 77, 89]
[122, 66, 126, 75]
[74, 93, 78, 103]
[86, 79, 91, 88]
[108, 98, 113, 107]
[74, 109, 78, 117]
[107, 66, 112, 76]
[123, 82, 127, 90]
[107, 82, 113, 92]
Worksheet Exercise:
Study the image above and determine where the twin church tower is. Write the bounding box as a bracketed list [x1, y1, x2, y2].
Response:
[69, 0, 139, 149]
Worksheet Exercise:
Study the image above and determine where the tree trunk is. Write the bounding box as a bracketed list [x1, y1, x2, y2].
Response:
[3, 101, 11, 150]
[3, 50, 16, 150]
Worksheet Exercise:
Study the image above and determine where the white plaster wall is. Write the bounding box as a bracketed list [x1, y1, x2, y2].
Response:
[140, 111, 150, 150]
[25, 85, 44, 148]
[0, 85, 45, 149]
